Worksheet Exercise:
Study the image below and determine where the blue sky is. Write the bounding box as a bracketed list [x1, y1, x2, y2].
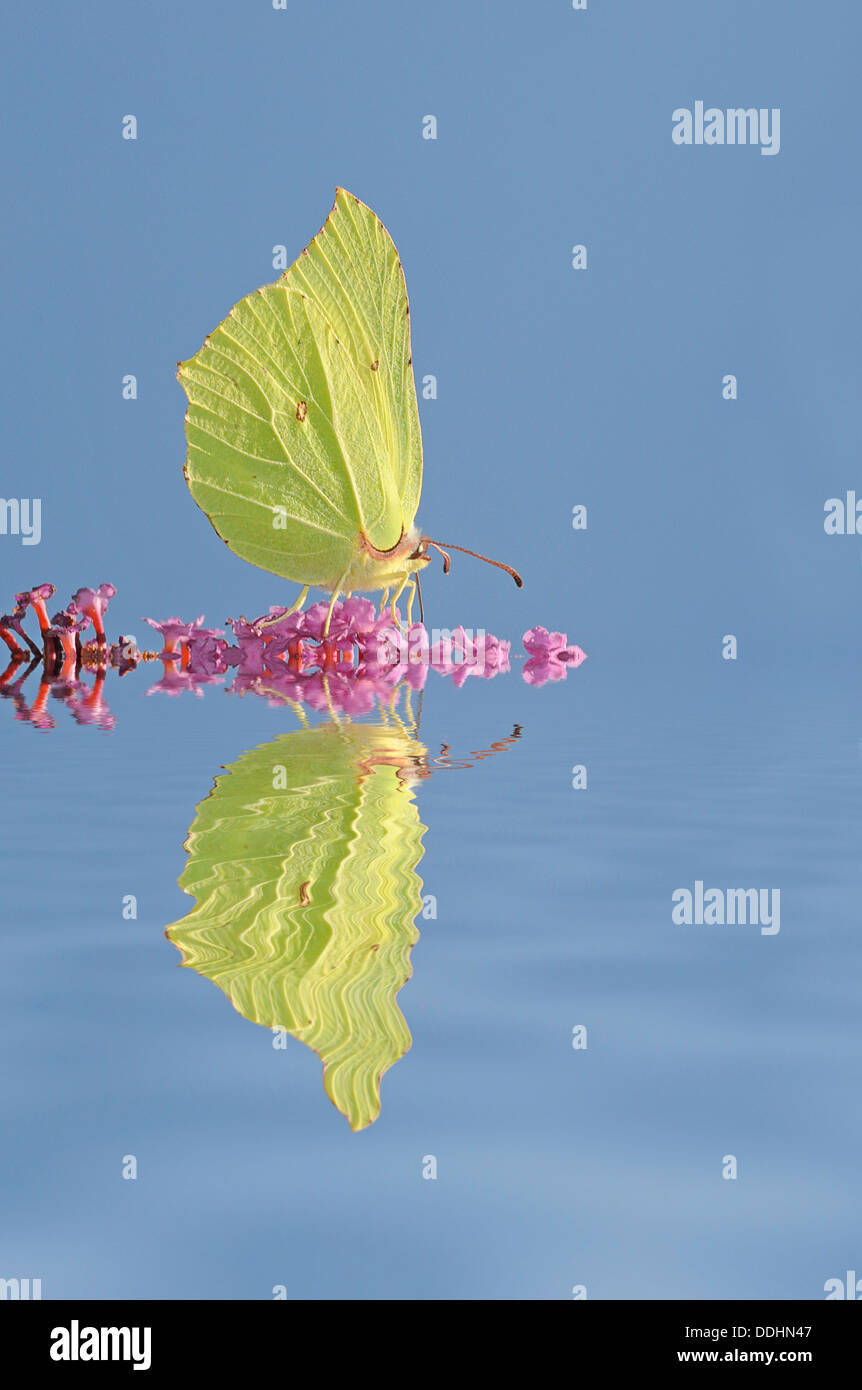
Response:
[3, 0, 861, 667]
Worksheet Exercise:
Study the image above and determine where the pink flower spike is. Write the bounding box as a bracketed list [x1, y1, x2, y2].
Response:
[338, 596, 378, 637]
[54, 628, 78, 662]
[73, 583, 116, 642]
[521, 627, 587, 686]
[559, 645, 587, 667]
[253, 607, 306, 642]
[4, 595, 41, 656]
[297, 601, 333, 643]
[21, 583, 57, 634]
[225, 621, 268, 676]
[0, 620, 25, 657]
[142, 614, 205, 656]
[522, 626, 568, 658]
[186, 632, 231, 677]
[50, 606, 90, 664]
[477, 633, 511, 677]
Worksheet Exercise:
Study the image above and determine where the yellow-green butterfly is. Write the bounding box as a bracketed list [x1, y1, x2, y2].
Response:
[177, 188, 521, 627]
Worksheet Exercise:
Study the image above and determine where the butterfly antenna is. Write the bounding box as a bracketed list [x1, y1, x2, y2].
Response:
[428, 541, 523, 588]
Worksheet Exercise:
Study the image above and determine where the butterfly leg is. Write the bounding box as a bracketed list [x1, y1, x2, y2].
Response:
[389, 576, 412, 629]
[285, 585, 309, 616]
[378, 588, 390, 616]
[256, 585, 309, 633]
[323, 572, 351, 637]
[404, 579, 417, 627]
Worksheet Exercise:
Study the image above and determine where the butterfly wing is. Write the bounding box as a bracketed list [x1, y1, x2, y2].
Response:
[289, 188, 423, 546]
[178, 189, 423, 588]
[166, 722, 426, 1130]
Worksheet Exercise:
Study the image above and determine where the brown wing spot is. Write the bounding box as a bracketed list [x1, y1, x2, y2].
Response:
[299, 880, 311, 906]
[296, 401, 308, 423]
[408, 356, 412, 366]
[370, 359, 379, 372]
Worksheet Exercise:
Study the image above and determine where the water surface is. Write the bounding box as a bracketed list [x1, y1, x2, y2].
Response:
[1, 649, 859, 1299]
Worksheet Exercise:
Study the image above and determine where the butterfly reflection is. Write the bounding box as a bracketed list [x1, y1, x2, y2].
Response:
[166, 711, 521, 1130]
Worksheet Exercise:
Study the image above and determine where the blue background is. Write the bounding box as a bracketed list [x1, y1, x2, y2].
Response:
[1, 0, 861, 1299]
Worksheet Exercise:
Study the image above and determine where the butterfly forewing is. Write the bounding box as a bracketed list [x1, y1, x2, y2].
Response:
[179, 189, 423, 586]
[288, 188, 423, 549]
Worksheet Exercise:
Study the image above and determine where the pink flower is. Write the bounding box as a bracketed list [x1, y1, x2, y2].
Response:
[250, 606, 306, 648]
[17, 584, 56, 635]
[72, 583, 116, 642]
[0, 616, 25, 657]
[2, 594, 40, 656]
[336, 596, 379, 637]
[226, 618, 269, 675]
[522, 626, 587, 686]
[296, 601, 334, 643]
[186, 632, 231, 677]
[142, 614, 205, 656]
[48, 605, 92, 663]
[427, 627, 511, 685]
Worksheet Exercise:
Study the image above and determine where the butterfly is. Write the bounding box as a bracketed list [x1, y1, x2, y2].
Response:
[177, 189, 521, 627]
